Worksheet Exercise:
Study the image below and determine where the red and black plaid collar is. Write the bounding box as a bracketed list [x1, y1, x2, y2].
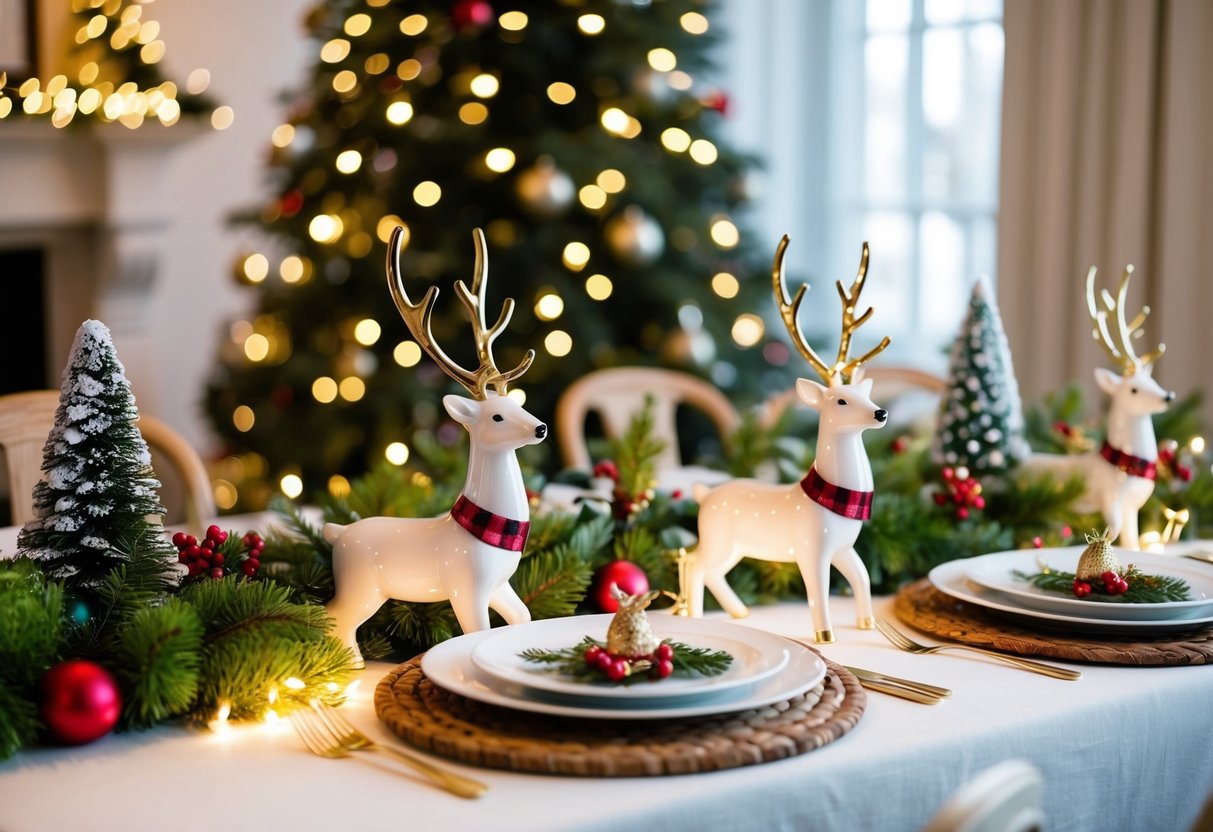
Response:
[1099, 441, 1157, 481]
[450, 495, 531, 552]
[800, 467, 873, 521]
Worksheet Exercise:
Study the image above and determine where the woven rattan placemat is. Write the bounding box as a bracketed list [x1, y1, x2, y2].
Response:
[374, 654, 865, 777]
[893, 578, 1213, 666]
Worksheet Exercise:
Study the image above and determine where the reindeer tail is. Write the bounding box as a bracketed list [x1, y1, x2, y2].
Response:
[692, 483, 712, 503]
[322, 522, 347, 544]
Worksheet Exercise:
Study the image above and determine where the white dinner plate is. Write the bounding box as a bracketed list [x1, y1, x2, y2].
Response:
[929, 558, 1213, 635]
[420, 625, 827, 720]
[963, 545, 1213, 621]
[469, 614, 792, 701]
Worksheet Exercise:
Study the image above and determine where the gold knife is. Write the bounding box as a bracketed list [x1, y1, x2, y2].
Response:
[844, 665, 953, 698]
[851, 676, 944, 705]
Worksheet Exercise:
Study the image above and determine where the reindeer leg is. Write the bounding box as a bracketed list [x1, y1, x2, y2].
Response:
[833, 546, 874, 629]
[326, 552, 382, 668]
[489, 582, 532, 626]
[798, 547, 835, 643]
[1103, 497, 1125, 547]
[325, 591, 375, 669]
[1119, 504, 1141, 551]
[450, 591, 492, 634]
[686, 562, 708, 617]
[705, 570, 749, 619]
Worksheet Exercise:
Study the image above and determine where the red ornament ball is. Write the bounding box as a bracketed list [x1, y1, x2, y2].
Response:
[39, 660, 122, 746]
[591, 560, 650, 612]
[451, 0, 493, 30]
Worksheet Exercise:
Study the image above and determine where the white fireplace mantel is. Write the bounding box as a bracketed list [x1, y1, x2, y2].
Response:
[0, 118, 209, 409]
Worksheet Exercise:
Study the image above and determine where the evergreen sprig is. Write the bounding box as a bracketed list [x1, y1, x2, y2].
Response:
[613, 394, 666, 499]
[513, 546, 595, 620]
[1013, 567, 1193, 604]
[0, 559, 65, 759]
[109, 599, 204, 728]
[519, 635, 733, 685]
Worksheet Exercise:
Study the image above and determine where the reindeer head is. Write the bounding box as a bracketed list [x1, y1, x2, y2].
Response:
[444, 393, 547, 452]
[773, 236, 891, 435]
[1086, 265, 1175, 415]
[388, 226, 547, 449]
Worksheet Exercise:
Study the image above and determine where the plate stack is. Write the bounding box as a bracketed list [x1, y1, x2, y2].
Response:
[929, 542, 1213, 635]
[419, 613, 827, 720]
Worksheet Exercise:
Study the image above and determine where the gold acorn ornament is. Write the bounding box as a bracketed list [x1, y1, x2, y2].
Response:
[1072, 527, 1129, 597]
[1075, 528, 1120, 580]
[605, 586, 662, 658]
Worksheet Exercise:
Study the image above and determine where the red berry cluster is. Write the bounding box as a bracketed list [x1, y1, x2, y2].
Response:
[584, 643, 675, 683]
[932, 466, 986, 520]
[1157, 442, 1194, 483]
[1073, 570, 1129, 598]
[592, 460, 619, 481]
[172, 525, 264, 580]
[591, 458, 653, 520]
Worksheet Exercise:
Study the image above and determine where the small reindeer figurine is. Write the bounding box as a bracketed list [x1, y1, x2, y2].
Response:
[1023, 265, 1174, 550]
[324, 226, 546, 665]
[690, 236, 890, 643]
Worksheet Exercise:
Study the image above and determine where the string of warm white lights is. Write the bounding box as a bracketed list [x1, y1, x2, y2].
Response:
[0, 0, 221, 130]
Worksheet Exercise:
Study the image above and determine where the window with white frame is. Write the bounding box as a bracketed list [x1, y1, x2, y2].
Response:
[717, 0, 1004, 375]
[831, 0, 1005, 368]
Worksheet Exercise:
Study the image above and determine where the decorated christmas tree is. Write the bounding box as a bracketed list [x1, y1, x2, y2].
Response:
[18, 320, 176, 589]
[931, 277, 1029, 475]
[202, 0, 777, 509]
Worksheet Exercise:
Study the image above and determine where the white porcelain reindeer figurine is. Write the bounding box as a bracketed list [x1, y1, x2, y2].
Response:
[1023, 265, 1173, 550]
[691, 236, 891, 643]
[324, 226, 546, 665]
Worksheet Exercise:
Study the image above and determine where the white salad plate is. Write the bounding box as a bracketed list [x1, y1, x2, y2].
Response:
[962, 545, 1213, 622]
[469, 613, 792, 701]
[929, 557, 1213, 635]
[420, 622, 826, 720]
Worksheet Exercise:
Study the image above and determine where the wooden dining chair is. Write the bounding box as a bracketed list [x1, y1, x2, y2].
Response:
[0, 390, 217, 536]
[923, 759, 1045, 832]
[554, 366, 741, 490]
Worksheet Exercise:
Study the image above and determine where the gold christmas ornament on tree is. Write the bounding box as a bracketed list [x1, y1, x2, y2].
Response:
[605, 205, 665, 266]
[605, 586, 662, 658]
[1075, 527, 1120, 581]
[515, 155, 575, 217]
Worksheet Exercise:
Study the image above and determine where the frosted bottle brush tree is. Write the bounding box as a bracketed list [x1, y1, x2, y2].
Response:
[931, 277, 1029, 476]
[18, 320, 175, 589]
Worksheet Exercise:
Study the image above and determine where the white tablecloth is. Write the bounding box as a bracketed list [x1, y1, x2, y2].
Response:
[2, 515, 1212, 832]
[2, 595, 1211, 832]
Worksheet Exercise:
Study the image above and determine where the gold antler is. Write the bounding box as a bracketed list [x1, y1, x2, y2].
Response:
[387, 226, 535, 398]
[772, 234, 832, 382]
[834, 242, 891, 381]
[772, 236, 890, 384]
[1085, 265, 1164, 376]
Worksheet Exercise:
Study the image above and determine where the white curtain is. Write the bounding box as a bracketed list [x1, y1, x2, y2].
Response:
[997, 0, 1213, 425]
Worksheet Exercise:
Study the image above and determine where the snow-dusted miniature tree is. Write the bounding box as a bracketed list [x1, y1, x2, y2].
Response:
[18, 320, 173, 588]
[931, 277, 1030, 475]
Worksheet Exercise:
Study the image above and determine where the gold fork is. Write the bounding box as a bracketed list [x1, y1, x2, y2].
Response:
[292, 702, 488, 799]
[874, 618, 1082, 681]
